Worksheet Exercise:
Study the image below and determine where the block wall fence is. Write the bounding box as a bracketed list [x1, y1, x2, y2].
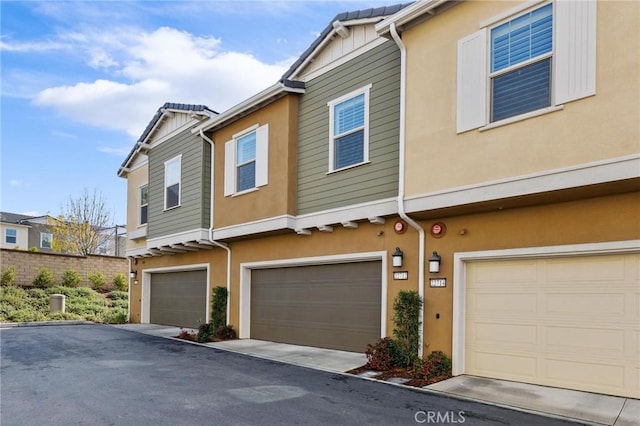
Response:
[0, 249, 127, 287]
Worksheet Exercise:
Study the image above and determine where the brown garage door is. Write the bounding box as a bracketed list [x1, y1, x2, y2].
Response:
[150, 270, 207, 328]
[251, 261, 382, 352]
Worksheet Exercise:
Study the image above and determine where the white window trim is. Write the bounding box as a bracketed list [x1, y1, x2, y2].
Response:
[164, 155, 182, 211]
[327, 84, 372, 173]
[457, 0, 596, 133]
[40, 232, 52, 249]
[138, 184, 149, 226]
[5, 228, 17, 244]
[486, 2, 554, 125]
[224, 124, 269, 197]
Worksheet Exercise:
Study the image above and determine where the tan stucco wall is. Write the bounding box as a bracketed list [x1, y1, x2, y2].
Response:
[403, 0, 640, 196]
[0, 223, 29, 250]
[212, 95, 299, 228]
[418, 191, 640, 357]
[125, 164, 148, 251]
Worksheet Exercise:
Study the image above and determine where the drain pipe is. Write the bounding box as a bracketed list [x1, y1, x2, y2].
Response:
[390, 23, 426, 358]
[199, 129, 232, 324]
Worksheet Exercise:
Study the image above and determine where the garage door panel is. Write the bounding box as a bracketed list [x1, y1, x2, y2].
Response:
[251, 261, 382, 353]
[465, 253, 640, 398]
[150, 270, 207, 328]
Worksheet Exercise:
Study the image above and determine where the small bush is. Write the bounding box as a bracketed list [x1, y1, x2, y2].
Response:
[61, 270, 82, 287]
[113, 273, 127, 291]
[197, 323, 215, 343]
[366, 337, 402, 371]
[32, 268, 56, 288]
[422, 351, 452, 381]
[393, 290, 423, 367]
[1, 266, 17, 286]
[29, 246, 38, 252]
[211, 287, 228, 330]
[107, 290, 128, 300]
[215, 324, 237, 340]
[177, 329, 196, 341]
[88, 272, 107, 291]
[103, 309, 128, 324]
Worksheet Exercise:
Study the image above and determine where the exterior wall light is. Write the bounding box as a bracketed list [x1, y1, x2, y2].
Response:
[429, 251, 441, 274]
[392, 247, 404, 268]
[129, 270, 137, 279]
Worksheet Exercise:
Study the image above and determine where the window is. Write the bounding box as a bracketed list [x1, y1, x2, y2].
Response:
[5, 228, 17, 244]
[164, 156, 181, 209]
[224, 124, 269, 196]
[328, 84, 371, 172]
[456, 0, 596, 133]
[490, 3, 552, 122]
[40, 232, 52, 249]
[98, 242, 108, 255]
[139, 184, 148, 225]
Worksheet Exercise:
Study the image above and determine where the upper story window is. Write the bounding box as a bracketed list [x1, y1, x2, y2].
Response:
[5, 228, 17, 244]
[139, 184, 148, 225]
[40, 232, 52, 249]
[328, 84, 371, 172]
[490, 3, 552, 122]
[456, 0, 596, 133]
[164, 156, 181, 210]
[224, 124, 269, 196]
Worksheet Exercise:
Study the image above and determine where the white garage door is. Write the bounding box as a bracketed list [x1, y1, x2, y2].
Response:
[465, 253, 639, 398]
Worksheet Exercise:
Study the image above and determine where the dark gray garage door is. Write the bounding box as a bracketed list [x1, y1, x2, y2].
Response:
[150, 270, 207, 328]
[251, 261, 381, 352]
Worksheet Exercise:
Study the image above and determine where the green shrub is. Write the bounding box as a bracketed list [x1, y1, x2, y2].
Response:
[1, 266, 17, 286]
[197, 323, 215, 343]
[87, 272, 107, 291]
[393, 290, 423, 367]
[422, 351, 452, 381]
[32, 268, 56, 288]
[103, 309, 128, 324]
[61, 270, 82, 287]
[211, 286, 228, 331]
[107, 290, 128, 300]
[113, 273, 127, 291]
[29, 246, 38, 252]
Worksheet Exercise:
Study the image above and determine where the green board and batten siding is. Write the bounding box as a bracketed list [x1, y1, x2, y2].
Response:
[147, 129, 211, 240]
[297, 40, 401, 215]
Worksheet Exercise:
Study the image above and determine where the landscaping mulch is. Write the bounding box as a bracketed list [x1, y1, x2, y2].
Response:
[346, 365, 450, 388]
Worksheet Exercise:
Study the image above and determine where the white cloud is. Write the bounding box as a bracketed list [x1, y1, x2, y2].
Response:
[33, 26, 290, 139]
[98, 146, 132, 157]
[20, 211, 40, 216]
[10, 180, 21, 187]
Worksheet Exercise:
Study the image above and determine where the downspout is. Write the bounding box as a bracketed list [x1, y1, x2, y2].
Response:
[199, 129, 232, 324]
[390, 23, 426, 358]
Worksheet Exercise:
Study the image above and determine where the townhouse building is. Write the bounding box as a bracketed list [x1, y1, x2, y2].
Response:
[118, 1, 639, 399]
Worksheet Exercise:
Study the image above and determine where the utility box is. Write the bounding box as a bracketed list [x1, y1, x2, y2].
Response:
[50, 294, 66, 313]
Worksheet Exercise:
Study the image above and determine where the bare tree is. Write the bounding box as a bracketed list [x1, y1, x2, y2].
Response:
[50, 189, 114, 256]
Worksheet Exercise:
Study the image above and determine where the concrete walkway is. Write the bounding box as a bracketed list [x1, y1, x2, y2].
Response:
[113, 324, 639, 426]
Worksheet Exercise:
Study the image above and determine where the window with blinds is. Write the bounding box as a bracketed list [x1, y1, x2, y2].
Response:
[490, 3, 553, 122]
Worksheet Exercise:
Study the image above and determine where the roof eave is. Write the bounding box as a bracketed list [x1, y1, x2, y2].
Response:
[376, 0, 449, 36]
[193, 81, 305, 134]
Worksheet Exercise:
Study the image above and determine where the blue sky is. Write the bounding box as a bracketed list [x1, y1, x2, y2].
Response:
[1, 0, 393, 225]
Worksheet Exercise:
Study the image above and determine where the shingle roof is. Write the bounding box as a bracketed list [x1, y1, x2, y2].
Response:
[0, 212, 35, 224]
[118, 103, 217, 174]
[281, 3, 412, 81]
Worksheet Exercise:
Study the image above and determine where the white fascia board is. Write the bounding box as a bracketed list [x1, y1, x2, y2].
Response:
[125, 247, 150, 258]
[405, 155, 640, 214]
[146, 228, 209, 249]
[128, 227, 147, 240]
[212, 215, 297, 240]
[296, 197, 397, 229]
[375, 0, 449, 36]
[193, 82, 303, 134]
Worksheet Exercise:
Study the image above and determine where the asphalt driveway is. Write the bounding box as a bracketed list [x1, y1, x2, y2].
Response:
[1, 324, 580, 425]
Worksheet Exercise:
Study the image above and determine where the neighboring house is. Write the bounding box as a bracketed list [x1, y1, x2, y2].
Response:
[118, 0, 639, 399]
[119, 5, 408, 352]
[0, 212, 126, 256]
[376, 0, 639, 398]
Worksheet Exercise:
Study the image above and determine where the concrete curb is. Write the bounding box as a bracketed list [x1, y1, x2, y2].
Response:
[0, 320, 94, 328]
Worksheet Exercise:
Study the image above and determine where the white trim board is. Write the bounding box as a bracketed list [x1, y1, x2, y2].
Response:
[238, 251, 388, 341]
[451, 240, 640, 377]
[405, 154, 640, 213]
